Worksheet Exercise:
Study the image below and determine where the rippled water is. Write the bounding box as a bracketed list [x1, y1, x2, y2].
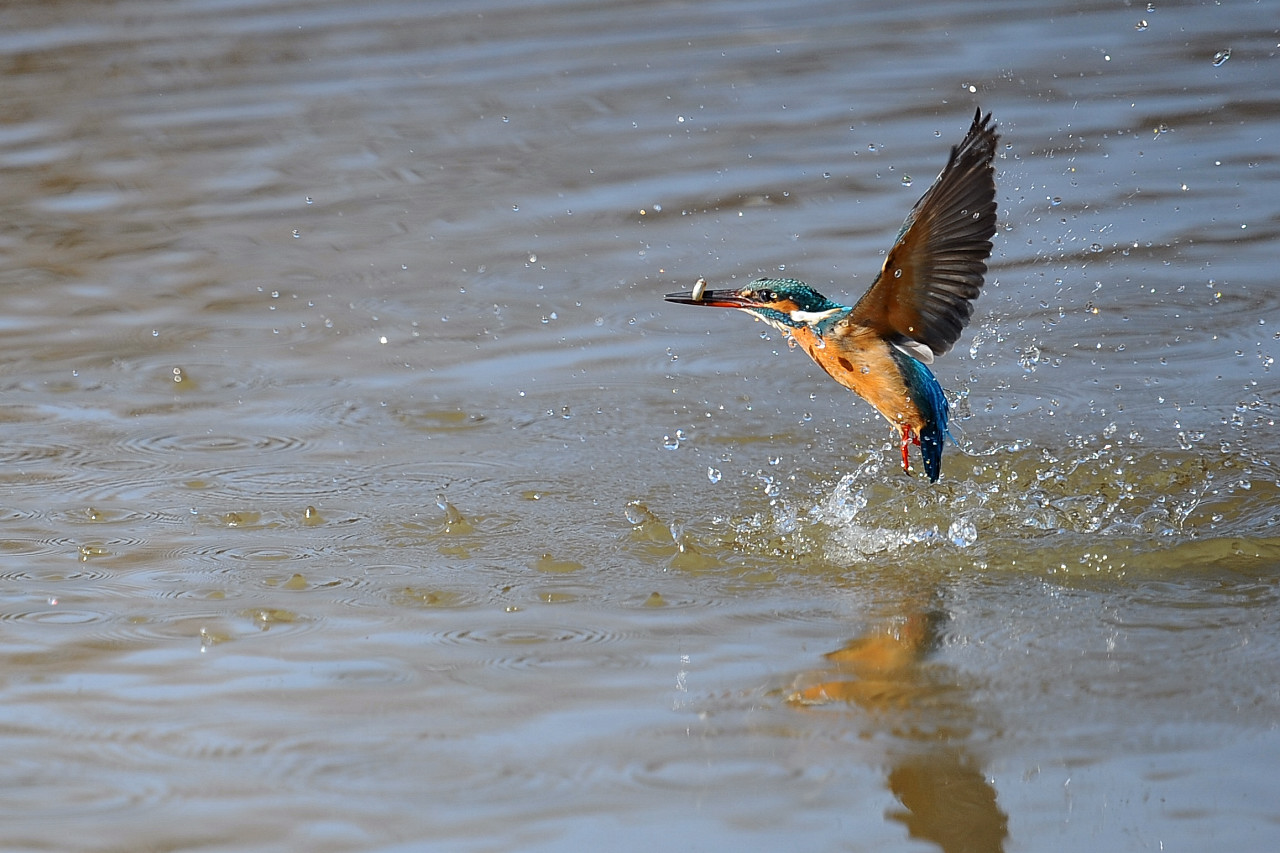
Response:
[1, 0, 1278, 850]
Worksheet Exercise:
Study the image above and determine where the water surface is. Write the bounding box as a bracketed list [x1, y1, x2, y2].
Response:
[1, 1, 1278, 850]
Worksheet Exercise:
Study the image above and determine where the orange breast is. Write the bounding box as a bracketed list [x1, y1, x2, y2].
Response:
[789, 326, 923, 431]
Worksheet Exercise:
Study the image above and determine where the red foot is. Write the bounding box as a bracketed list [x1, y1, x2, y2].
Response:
[899, 425, 916, 473]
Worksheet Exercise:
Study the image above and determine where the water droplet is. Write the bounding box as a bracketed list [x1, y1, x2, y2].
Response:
[947, 518, 978, 547]
[1135, 19, 1148, 31]
[528, 253, 537, 263]
[291, 229, 301, 238]
[304, 196, 314, 205]
[900, 175, 913, 187]
[707, 467, 722, 484]
[1212, 49, 1231, 67]
[1089, 243, 1104, 253]
[767, 456, 780, 466]
[662, 435, 680, 450]
[1050, 196, 1062, 207]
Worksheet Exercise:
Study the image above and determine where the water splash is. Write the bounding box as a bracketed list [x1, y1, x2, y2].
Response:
[947, 517, 978, 547]
[698, 418, 1278, 575]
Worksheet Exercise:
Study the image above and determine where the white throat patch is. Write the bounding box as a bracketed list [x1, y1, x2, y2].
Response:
[788, 308, 843, 326]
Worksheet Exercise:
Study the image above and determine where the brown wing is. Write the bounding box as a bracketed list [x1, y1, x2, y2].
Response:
[850, 108, 999, 361]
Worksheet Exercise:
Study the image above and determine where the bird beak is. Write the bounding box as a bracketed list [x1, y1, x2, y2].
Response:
[663, 289, 756, 309]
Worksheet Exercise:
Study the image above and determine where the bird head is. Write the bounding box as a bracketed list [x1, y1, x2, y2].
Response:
[664, 278, 846, 334]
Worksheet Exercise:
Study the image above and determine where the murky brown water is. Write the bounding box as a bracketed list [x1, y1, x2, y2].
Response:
[1, 1, 1278, 850]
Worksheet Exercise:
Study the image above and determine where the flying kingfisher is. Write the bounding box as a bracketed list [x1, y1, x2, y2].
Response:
[665, 109, 998, 482]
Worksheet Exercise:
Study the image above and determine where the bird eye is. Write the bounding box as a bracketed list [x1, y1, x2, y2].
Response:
[756, 289, 776, 302]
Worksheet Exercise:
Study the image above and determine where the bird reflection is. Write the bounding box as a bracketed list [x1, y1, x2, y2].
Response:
[789, 608, 1008, 853]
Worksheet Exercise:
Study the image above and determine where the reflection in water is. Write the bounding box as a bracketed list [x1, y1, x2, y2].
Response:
[887, 751, 1007, 853]
[790, 608, 1008, 853]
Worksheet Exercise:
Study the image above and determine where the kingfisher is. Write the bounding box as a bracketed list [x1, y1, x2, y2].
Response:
[665, 109, 999, 482]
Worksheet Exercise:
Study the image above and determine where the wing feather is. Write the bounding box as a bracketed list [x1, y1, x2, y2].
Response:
[850, 108, 999, 360]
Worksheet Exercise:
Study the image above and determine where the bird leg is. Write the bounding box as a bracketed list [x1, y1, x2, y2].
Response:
[899, 424, 919, 473]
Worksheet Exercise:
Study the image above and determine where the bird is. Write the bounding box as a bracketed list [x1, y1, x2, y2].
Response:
[665, 108, 999, 483]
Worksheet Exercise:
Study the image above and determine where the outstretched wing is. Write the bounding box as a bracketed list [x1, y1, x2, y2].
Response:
[850, 108, 999, 362]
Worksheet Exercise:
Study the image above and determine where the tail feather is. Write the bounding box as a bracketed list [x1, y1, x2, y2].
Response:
[918, 408, 948, 483]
